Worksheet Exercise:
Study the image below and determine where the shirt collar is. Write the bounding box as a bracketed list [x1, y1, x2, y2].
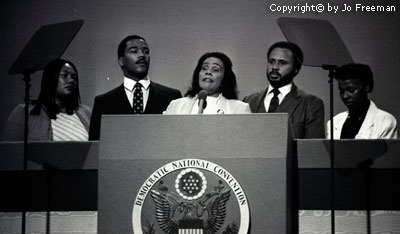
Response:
[124, 76, 151, 91]
[267, 83, 292, 97]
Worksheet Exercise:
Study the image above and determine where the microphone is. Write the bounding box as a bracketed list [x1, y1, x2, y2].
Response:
[197, 90, 207, 114]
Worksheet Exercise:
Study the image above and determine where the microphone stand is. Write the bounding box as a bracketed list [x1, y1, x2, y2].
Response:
[22, 70, 34, 234]
[276, 17, 354, 233]
[7, 20, 84, 234]
[322, 64, 337, 234]
[358, 158, 373, 234]
[22, 71, 54, 234]
[197, 91, 207, 114]
[22, 71, 53, 234]
[43, 163, 59, 234]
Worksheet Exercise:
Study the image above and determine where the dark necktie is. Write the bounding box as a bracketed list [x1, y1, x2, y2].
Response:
[133, 82, 143, 114]
[268, 89, 280, 113]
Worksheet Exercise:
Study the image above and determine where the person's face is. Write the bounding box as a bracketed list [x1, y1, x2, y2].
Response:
[266, 47, 297, 88]
[338, 79, 369, 111]
[118, 39, 150, 80]
[56, 63, 78, 100]
[199, 57, 225, 97]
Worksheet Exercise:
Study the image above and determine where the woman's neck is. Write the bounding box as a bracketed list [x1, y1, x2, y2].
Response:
[349, 99, 370, 117]
[208, 92, 221, 98]
[55, 98, 67, 113]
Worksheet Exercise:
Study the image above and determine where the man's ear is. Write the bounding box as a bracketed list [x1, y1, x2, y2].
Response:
[293, 68, 299, 76]
[118, 57, 124, 67]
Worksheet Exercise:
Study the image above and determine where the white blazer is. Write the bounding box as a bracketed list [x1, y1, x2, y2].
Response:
[327, 101, 398, 139]
[164, 95, 251, 114]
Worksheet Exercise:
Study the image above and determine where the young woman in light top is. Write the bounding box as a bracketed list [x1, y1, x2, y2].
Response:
[2, 59, 91, 141]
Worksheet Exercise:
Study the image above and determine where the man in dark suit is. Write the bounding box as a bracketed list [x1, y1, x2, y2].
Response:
[89, 35, 182, 140]
[243, 41, 324, 139]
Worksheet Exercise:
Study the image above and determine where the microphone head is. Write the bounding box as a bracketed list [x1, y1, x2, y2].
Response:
[198, 90, 208, 100]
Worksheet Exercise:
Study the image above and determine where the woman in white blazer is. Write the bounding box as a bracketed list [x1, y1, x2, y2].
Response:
[326, 63, 398, 139]
[164, 52, 250, 114]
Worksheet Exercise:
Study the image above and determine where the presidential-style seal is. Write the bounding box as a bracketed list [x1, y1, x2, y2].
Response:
[132, 159, 250, 234]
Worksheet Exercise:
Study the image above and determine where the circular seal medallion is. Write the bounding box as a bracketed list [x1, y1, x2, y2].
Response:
[132, 159, 250, 234]
[175, 168, 207, 200]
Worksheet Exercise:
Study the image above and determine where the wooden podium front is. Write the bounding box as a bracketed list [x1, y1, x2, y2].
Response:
[98, 114, 294, 234]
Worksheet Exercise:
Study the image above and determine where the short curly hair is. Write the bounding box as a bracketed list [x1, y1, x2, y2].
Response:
[185, 52, 238, 99]
[117, 35, 147, 58]
[335, 63, 374, 92]
[267, 41, 304, 73]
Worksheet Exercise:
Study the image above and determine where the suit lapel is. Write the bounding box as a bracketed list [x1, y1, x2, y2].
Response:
[277, 85, 300, 117]
[144, 83, 157, 113]
[117, 84, 135, 113]
[217, 96, 228, 112]
[181, 98, 197, 114]
[256, 89, 268, 113]
[356, 101, 375, 137]
[334, 112, 348, 139]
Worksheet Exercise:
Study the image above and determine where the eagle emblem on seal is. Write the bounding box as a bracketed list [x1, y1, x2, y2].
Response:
[148, 168, 232, 234]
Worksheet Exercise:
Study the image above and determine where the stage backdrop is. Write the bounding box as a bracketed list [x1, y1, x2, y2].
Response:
[1, 0, 400, 135]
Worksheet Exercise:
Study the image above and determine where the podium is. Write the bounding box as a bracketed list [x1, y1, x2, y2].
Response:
[0, 141, 98, 212]
[297, 139, 400, 233]
[1, 135, 399, 232]
[297, 139, 400, 210]
[98, 114, 295, 234]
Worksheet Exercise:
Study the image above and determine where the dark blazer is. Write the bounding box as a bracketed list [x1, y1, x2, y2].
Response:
[243, 84, 325, 139]
[89, 82, 182, 140]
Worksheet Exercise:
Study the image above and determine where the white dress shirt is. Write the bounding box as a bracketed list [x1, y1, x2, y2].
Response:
[263, 83, 292, 111]
[124, 77, 150, 110]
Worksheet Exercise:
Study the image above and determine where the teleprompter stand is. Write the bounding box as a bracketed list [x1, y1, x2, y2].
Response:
[277, 17, 354, 234]
[8, 19, 83, 234]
